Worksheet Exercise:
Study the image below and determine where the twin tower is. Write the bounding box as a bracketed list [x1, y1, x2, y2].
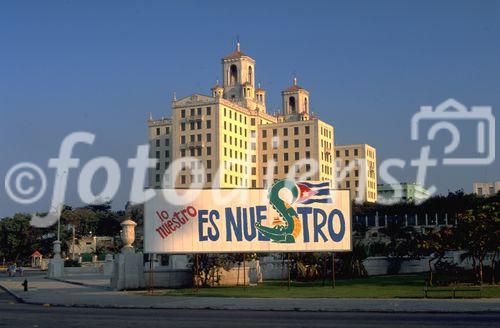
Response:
[211, 42, 311, 120]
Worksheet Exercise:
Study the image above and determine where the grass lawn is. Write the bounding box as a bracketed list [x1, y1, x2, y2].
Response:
[143, 274, 500, 299]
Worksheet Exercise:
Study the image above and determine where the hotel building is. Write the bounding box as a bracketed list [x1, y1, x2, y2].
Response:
[147, 43, 376, 202]
[335, 144, 377, 203]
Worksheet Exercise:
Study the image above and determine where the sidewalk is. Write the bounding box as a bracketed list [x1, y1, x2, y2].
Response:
[1, 274, 499, 313]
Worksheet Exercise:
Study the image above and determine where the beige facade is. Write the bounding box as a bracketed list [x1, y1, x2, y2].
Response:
[473, 182, 500, 196]
[335, 144, 377, 203]
[147, 43, 376, 202]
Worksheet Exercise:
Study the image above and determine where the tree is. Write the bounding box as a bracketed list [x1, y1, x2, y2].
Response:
[420, 226, 455, 286]
[380, 218, 421, 274]
[456, 203, 499, 284]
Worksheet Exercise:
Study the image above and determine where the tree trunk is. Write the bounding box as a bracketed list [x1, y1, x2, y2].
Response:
[428, 259, 433, 286]
[479, 256, 484, 285]
[71, 225, 76, 261]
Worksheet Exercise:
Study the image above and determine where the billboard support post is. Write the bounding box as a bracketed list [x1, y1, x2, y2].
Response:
[243, 253, 246, 291]
[322, 253, 327, 287]
[332, 252, 336, 289]
[194, 254, 199, 292]
[287, 253, 291, 290]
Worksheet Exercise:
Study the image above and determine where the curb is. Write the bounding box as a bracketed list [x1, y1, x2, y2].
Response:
[45, 277, 111, 290]
[1, 281, 499, 313]
[0, 282, 25, 304]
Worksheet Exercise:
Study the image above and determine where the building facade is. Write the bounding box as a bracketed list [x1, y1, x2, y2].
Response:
[473, 182, 500, 196]
[147, 43, 375, 202]
[377, 183, 431, 204]
[334, 144, 377, 203]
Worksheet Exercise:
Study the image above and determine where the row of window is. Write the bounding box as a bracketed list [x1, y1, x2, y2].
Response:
[320, 126, 332, 139]
[180, 107, 212, 118]
[262, 138, 311, 151]
[336, 148, 360, 158]
[180, 133, 212, 144]
[223, 121, 248, 136]
[180, 147, 211, 157]
[155, 126, 170, 136]
[224, 134, 248, 148]
[181, 120, 211, 131]
[262, 125, 310, 138]
[155, 138, 170, 147]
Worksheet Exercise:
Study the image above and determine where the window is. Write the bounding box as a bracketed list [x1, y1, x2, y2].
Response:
[284, 153, 289, 161]
[263, 142, 267, 150]
[289, 96, 296, 112]
[305, 126, 310, 134]
[165, 150, 169, 157]
[181, 110, 185, 118]
[336, 150, 340, 157]
[190, 108, 195, 116]
[207, 174, 211, 182]
[181, 175, 186, 184]
[295, 152, 299, 160]
[283, 128, 288, 136]
[206, 147, 211, 155]
[206, 107, 211, 115]
[354, 149, 359, 156]
[181, 123, 186, 131]
[263, 154, 267, 162]
[273, 129, 277, 136]
[294, 139, 299, 147]
[284, 140, 288, 148]
[155, 151, 160, 158]
[345, 149, 349, 156]
[346, 181, 350, 188]
[355, 170, 359, 177]
[165, 138, 169, 146]
[230, 65, 238, 85]
[156, 128, 160, 136]
[156, 174, 160, 182]
[197, 107, 201, 116]
[262, 130, 267, 138]
[294, 127, 299, 135]
[206, 133, 211, 142]
[251, 118, 255, 126]
[155, 139, 160, 147]
[305, 139, 310, 147]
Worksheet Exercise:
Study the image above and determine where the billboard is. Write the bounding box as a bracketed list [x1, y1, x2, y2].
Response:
[144, 180, 351, 253]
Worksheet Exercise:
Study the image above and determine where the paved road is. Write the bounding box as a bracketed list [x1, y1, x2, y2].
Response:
[1, 290, 499, 328]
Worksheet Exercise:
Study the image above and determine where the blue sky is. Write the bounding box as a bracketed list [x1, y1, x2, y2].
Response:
[1, 0, 499, 217]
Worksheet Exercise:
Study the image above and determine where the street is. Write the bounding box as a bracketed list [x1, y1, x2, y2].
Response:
[1, 290, 499, 328]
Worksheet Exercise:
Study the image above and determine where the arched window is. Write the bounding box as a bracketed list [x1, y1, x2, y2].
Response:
[248, 66, 253, 85]
[289, 96, 296, 112]
[304, 97, 308, 112]
[230, 65, 238, 86]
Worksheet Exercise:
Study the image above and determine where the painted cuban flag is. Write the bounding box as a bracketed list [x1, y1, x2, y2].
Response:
[296, 181, 333, 204]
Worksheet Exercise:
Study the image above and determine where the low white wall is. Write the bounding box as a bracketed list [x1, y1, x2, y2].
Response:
[259, 256, 289, 280]
[64, 266, 103, 275]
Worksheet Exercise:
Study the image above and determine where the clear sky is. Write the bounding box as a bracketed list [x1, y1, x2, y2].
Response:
[1, 0, 499, 217]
